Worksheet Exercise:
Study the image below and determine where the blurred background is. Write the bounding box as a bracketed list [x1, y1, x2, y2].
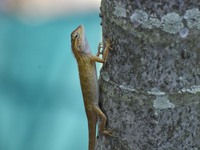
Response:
[0, 0, 102, 150]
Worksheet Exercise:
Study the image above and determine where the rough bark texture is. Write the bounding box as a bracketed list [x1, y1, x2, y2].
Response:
[96, 0, 200, 150]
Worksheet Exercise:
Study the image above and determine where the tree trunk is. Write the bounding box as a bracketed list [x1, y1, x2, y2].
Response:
[96, 0, 200, 149]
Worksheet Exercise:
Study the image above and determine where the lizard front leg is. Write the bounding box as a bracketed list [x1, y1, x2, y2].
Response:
[91, 38, 111, 63]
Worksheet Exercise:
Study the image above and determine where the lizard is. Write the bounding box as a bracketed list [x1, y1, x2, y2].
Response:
[71, 25, 111, 150]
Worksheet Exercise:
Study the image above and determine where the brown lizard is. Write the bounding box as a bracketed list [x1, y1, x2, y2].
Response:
[71, 25, 111, 150]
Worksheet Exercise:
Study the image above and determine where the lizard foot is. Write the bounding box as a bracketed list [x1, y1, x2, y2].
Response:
[103, 129, 117, 137]
[96, 42, 103, 56]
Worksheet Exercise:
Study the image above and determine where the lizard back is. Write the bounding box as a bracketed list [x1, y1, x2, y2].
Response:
[71, 25, 99, 150]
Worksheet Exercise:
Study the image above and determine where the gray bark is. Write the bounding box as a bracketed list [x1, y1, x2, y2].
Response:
[96, 0, 200, 150]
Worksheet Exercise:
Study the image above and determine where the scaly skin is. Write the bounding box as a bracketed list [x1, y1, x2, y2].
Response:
[71, 25, 111, 150]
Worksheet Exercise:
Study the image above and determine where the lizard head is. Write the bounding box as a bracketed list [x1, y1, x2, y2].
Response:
[71, 25, 91, 58]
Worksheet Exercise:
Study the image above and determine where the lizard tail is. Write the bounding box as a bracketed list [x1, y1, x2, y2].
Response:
[87, 112, 97, 150]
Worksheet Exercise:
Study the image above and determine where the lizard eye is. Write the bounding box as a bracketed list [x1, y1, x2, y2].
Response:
[74, 33, 79, 39]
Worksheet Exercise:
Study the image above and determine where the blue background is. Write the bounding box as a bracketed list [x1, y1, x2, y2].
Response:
[0, 12, 101, 150]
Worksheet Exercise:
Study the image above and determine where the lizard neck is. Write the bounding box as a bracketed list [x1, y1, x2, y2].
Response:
[72, 36, 91, 61]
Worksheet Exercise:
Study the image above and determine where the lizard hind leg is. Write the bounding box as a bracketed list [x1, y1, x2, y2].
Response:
[93, 106, 112, 136]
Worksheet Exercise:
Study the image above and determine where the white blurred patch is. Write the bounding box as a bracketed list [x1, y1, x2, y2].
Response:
[2, 0, 101, 19]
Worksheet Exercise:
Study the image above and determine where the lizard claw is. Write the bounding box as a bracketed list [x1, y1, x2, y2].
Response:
[97, 42, 103, 56]
[103, 129, 117, 137]
[105, 38, 113, 50]
[96, 38, 112, 62]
